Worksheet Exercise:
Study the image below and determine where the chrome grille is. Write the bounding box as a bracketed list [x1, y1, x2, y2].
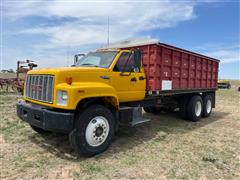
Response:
[25, 75, 54, 103]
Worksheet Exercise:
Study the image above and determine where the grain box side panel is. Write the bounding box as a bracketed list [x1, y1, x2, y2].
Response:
[181, 53, 190, 89]
[172, 50, 181, 89]
[121, 43, 219, 93]
[160, 46, 172, 91]
[141, 44, 160, 91]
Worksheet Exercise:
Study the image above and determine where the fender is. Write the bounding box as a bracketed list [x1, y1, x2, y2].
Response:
[56, 82, 119, 110]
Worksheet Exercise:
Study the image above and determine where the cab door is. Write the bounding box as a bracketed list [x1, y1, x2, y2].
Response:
[110, 51, 146, 102]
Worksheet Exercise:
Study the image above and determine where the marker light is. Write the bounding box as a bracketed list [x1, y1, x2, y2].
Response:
[66, 77, 72, 85]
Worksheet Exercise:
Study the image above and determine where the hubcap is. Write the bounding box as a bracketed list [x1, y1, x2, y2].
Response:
[206, 99, 212, 114]
[85, 116, 109, 147]
[195, 101, 202, 117]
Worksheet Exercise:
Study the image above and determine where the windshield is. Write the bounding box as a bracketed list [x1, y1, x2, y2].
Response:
[75, 51, 118, 68]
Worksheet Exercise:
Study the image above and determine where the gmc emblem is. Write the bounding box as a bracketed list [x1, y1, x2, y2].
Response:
[31, 84, 42, 91]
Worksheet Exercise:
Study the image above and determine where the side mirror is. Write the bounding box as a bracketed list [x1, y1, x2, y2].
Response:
[74, 55, 78, 64]
[134, 49, 142, 69]
[74, 54, 85, 65]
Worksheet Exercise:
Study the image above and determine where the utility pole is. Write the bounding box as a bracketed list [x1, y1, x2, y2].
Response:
[107, 16, 109, 47]
[0, 0, 3, 70]
[67, 45, 70, 67]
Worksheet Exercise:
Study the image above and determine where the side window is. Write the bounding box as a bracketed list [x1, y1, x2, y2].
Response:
[113, 52, 134, 72]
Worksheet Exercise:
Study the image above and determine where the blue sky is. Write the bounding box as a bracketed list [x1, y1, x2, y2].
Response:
[1, 0, 240, 79]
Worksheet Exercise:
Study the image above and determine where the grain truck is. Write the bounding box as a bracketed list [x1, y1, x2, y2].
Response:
[17, 39, 219, 156]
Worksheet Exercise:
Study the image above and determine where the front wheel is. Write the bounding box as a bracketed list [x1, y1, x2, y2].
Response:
[69, 105, 115, 157]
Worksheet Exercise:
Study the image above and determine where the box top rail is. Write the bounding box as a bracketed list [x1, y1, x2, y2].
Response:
[99, 38, 220, 62]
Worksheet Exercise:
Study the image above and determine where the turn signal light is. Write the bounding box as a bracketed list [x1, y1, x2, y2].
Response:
[66, 77, 72, 85]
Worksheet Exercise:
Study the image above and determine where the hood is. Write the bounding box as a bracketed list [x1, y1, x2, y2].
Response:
[27, 66, 109, 84]
[27, 66, 108, 75]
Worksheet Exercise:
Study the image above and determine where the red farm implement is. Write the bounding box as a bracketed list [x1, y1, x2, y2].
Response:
[0, 60, 37, 93]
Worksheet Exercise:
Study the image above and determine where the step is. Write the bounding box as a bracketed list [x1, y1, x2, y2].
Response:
[131, 117, 151, 126]
[131, 107, 151, 126]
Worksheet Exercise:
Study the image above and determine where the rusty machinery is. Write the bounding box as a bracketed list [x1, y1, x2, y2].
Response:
[0, 60, 37, 93]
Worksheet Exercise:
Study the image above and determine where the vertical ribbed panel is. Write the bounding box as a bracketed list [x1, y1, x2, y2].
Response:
[25, 75, 54, 103]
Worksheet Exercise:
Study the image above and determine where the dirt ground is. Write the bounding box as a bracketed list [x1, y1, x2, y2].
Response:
[0, 80, 239, 179]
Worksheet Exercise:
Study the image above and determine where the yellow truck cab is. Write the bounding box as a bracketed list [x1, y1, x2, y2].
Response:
[17, 47, 148, 156]
[17, 39, 218, 156]
[25, 49, 146, 109]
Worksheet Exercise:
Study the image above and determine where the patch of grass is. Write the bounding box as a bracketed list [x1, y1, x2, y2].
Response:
[200, 147, 235, 173]
[1, 121, 29, 143]
[0, 154, 4, 159]
[80, 162, 104, 174]
[167, 166, 191, 179]
[11, 154, 26, 167]
[1, 80, 240, 179]
[72, 171, 81, 179]
[202, 153, 219, 163]
[122, 155, 140, 166]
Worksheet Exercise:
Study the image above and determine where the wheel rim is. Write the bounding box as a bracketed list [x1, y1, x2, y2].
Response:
[195, 101, 202, 117]
[206, 99, 212, 114]
[85, 116, 110, 147]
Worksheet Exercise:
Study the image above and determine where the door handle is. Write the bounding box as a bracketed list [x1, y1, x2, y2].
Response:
[100, 75, 110, 80]
[130, 77, 137, 82]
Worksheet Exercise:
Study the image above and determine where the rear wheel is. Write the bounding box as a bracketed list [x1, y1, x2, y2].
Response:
[69, 105, 115, 157]
[202, 95, 212, 118]
[179, 96, 190, 120]
[187, 95, 203, 122]
[30, 125, 51, 134]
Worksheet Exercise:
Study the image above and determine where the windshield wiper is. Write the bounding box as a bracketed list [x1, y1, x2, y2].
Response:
[80, 63, 99, 67]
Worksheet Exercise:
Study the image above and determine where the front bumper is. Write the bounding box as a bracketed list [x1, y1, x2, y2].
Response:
[16, 102, 74, 133]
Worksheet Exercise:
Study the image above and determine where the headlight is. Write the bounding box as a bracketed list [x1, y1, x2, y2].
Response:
[57, 90, 68, 106]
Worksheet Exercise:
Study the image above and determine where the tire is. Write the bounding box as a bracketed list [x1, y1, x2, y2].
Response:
[227, 84, 231, 89]
[187, 95, 203, 122]
[30, 125, 51, 134]
[143, 106, 161, 114]
[69, 105, 115, 157]
[143, 107, 151, 113]
[202, 95, 212, 118]
[179, 96, 190, 120]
